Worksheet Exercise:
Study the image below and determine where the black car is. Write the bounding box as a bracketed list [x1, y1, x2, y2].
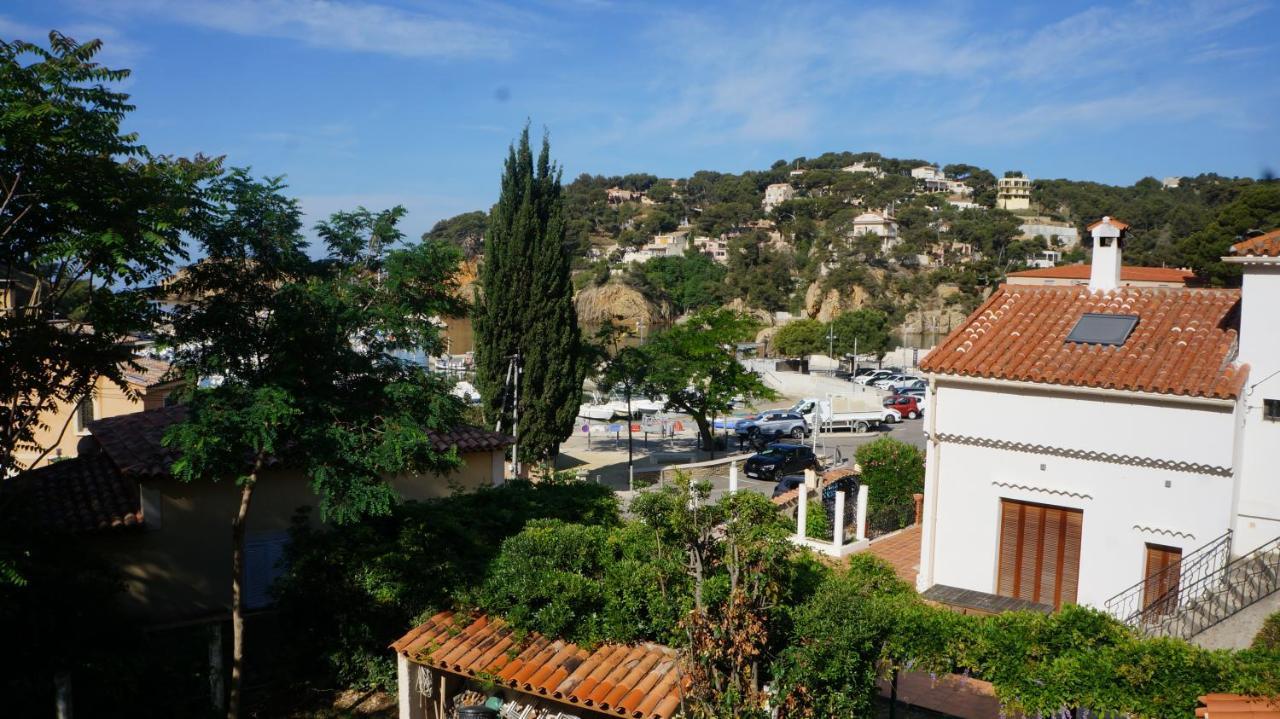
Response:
[744, 443, 817, 482]
[771, 474, 860, 530]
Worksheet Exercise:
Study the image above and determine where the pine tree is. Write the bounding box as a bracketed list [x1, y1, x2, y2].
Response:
[474, 127, 585, 464]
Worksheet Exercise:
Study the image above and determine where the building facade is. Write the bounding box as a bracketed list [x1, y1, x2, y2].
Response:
[915, 219, 1279, 635]
[997, 176, 1032, 211]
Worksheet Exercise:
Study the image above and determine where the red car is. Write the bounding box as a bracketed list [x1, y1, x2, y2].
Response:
[883, 394, 923, 419]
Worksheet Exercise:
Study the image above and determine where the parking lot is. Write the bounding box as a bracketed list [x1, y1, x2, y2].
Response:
[556, 403, 927, 499]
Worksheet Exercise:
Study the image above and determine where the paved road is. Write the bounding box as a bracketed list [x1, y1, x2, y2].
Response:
[558, 410, 927, 496]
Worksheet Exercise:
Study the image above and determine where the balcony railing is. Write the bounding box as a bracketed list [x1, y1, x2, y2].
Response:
[1103, 530, 1233, 630]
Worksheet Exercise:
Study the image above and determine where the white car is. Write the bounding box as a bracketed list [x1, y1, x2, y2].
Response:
[855, 370, 895, 386]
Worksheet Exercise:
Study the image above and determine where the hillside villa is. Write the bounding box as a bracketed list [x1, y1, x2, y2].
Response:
[915, 219, 1280, 646]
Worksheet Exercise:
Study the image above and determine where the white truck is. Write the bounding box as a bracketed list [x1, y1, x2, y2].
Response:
[789, 395, 901, 434]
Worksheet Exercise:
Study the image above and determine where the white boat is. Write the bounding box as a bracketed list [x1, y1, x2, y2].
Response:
[578, 392, 623, 421]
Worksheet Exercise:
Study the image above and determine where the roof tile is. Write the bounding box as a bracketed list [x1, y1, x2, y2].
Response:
[4, 453, 142, 533]
[392, 611, 684, 719]
[1007, 265, 1194, 283]
[920, 285, 1245, 399]
[1231, 229, 1280, 258]
[89, 405, 513, 480]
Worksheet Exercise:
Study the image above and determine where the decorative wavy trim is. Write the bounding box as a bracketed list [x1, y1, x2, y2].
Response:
[991, 480, 1093, 500]
[1132, 525, 1196, 540]
[936, 433, 1233, 477]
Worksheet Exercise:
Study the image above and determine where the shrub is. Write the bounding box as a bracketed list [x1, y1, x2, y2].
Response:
[1254, 611, 1280, 651]
[274, 480, 621, 689]
[854, 437, 924, 533]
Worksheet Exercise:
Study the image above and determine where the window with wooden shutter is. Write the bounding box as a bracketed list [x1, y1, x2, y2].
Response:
[1142, 544, 1182, 617]
[996, 499, 1082, 609]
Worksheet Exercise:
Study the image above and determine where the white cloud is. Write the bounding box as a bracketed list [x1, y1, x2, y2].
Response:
[935, 86, 1229, 144]
[91, 0, 517, 59]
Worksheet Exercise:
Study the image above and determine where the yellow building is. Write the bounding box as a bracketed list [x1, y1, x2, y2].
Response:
[15, 356, 182, 470]
[997, 176, 1032, 211]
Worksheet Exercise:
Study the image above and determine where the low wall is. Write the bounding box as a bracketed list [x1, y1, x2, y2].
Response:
[633, 452, 755, 486]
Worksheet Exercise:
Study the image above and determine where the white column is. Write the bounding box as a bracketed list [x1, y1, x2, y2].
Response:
[729, 461, 738, 494]
[397, 654, 413, 719]
[55, 673, 72, 719]
[833, 486, 846, 548]
[796, 484, 808, 538]
[855, 483, 869, 541]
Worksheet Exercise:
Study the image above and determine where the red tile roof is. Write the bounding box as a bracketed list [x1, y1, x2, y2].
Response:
[920, 285, 1247, 399]
[1087, 217, 1130, 231]
[1007, 265, 1194, 284]
[392, 611, 684, 719]
[89, 405, 514, 480]
[1197, 693, 1280, 718]
[121, 356, 179, 388]
[1230, 229, 1280, 258]
[5, 453, 142, 533]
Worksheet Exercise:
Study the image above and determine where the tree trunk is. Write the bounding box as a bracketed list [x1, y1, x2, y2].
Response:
[692, 414, 714, 451]
[227, 470, 258, 719]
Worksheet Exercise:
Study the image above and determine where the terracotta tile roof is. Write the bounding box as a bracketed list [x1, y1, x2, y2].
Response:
[89, 405, 513, 480]
[860, 524, 922, 585]
[121, 356, 179, 388]
[1230, 229, 1280, 258]
[3, 453, 142, 533]
[920, 284, 1246, 400]
[1006, 265, 1194, 284]
[392, 611, 684, 719]
[1197, 693, 1280, 718]
[1087, 216, 1130, 231]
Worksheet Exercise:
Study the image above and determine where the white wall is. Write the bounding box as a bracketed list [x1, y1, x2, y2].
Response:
[921, 380, 1238, 608]
[1236, 263, 1280, 552]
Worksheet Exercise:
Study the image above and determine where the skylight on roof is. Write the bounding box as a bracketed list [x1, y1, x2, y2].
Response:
[1066, 313, 1139, 346]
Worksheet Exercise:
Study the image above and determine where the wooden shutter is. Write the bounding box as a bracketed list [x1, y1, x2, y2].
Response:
[1142, 544, 1182, 617]
[996, 500, 1082, 608]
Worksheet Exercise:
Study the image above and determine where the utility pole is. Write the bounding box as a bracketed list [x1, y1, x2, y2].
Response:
[509, 354, 522, 478]
[626, 380, 634, 491]
[827, 323, 835, 371]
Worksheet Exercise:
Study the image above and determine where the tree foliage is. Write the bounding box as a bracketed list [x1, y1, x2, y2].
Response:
[624, 252, 727, 315]
[275, 481, 621, 689]
[828, 308, 891, 358]
[854, 437, 924, 533]
[626, 309, 776, 449]
[0, 32, 213, 475]
[473, 127, 587, 463]
[771, 319, 825, 358]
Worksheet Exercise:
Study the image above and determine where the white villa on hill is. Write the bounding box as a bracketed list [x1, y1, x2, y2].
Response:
[851, 210, 900, 253]
[915, 220, 1280, 645]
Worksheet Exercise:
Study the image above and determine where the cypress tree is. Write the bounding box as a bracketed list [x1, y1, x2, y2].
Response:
[474, 127, 585, 464]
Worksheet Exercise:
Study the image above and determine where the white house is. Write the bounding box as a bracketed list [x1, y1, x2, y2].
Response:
[915, 218, 1280, 641]
[851, 210, 900, 253]
[762, 183, 796, 212]
[912, 165, 945, 181]
[1019, 217, 1080, 248]
[843, 161, 884, 178]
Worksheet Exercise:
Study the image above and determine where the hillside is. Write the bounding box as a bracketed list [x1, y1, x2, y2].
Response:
[425, 151, 1280, 339]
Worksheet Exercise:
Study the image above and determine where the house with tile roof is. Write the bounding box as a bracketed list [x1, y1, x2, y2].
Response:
[391, 611, 684, 719]
[1006, 264, 1195, 288]
[913, 217, 1280, 644]
[12, 354, 183, 471]
[4, 405, 512, 625]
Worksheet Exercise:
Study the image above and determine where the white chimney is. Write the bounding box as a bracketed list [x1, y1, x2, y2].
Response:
[1089, 217, 1125, 292]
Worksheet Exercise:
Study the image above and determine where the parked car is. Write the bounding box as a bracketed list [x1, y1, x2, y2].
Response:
[900, 387, 926, 401]
[885, 375, 925, 392]
[897, 378, 927, 393]
[883, 394, 924, 419]
[872, 373, 914, 390]
[745, 443, 819, 482]
[771, 473, 860, 531]
[855, 370, 895, 386]
[733, 410, 808, 439]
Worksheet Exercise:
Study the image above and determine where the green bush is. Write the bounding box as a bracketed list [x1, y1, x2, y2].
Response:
[854, 437, 924, 532]
[1254, 611, 1280, 651]
[274, 480, 621, 689]
[804, 499, 829, 540]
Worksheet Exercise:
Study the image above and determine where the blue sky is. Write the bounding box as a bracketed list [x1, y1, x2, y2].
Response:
[4, 0, 1279, 241]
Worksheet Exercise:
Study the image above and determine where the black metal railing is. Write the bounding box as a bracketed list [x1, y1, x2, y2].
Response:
[1103, 530, 1233, 629]
[1141, 535, 1280, 640]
